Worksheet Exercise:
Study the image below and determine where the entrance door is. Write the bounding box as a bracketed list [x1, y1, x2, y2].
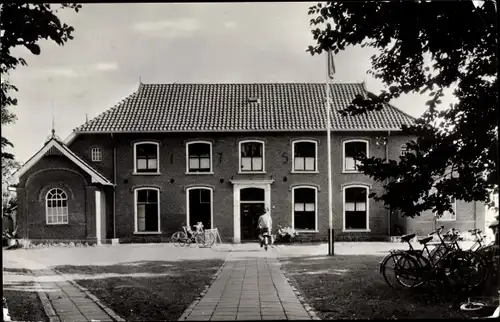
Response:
[239, 187, 266, 241]
[240, 203, 265, 241]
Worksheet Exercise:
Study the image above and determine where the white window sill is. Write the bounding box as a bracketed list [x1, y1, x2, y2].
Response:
[133, 231, 162, 235]
[238, 171, 266, 174]
[46, 223, 69, 226]
[291, 171, 319, 174]
[342, 170, 362, 174]
[132, 172, 161, 176]
[437, 219, 457, 222]
[295, 230, 319, 233]
[342, 229, 371, 233]
[185, 171, 214, 175]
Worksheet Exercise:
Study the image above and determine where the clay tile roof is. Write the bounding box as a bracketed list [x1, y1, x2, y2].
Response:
[75, 83, 415, 133]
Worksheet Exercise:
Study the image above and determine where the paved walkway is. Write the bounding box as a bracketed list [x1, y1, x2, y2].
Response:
[3, 253, 123, 322]
[179, 245, 315, 321]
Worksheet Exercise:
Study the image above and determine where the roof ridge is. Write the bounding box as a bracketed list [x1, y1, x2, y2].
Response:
[140, 82, 365, 85]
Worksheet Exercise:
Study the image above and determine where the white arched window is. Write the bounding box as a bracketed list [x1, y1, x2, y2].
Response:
[134, 187, 161, 233]
[292, 186, 318, 231]
[343, 185, 370, 231]
[342, 139, 369, 173]
[46, 188, 69, 224]
[134, 141, 160, 174]
[292, 140, 318, 172]
[186, 187, 213, 229]
[239, 140, 265, 173]
[186, 141, 213, 173]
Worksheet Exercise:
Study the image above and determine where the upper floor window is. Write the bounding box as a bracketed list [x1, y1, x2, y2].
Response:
[292, 140, 317, 172]
[134, 188, 160, 233]
[343, 139, 369, 173]
[46, 188, 69, 225]
[292, 186, 318, 231]
[186, 141, 212, 173]
[343, 185, 369, 231]
[91, 147, 102, 162]
[134, 142, 159, 174]
[239, 140, 265, 173]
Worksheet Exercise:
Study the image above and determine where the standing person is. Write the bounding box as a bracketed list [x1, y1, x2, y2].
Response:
[257, 207, 272, 248]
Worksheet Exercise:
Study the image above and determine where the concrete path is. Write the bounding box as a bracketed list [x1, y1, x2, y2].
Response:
[179, 245, 316, 321]
[3, 252, 124, 322]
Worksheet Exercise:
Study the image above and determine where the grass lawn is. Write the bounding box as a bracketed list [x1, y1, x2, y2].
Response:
[3, 268, 48, 322]
[280, 253, 499, 319]
[55, 259, 224, 321]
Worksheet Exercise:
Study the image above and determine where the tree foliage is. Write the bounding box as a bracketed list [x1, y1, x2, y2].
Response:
[307, 1, 498, 217]
[0, 3, 81, 161]
[2, 158, 21, 214]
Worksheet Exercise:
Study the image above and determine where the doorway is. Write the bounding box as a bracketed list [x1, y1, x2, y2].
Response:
[240, 187, 265, 241]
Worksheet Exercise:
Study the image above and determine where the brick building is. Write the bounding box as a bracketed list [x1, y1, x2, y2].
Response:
[11, 83, 487, 243]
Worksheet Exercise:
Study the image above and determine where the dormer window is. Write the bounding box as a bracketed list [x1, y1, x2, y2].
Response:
[248, 97, 260, 103]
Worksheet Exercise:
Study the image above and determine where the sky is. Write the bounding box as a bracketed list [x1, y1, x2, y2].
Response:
[3, 2, 459, 164]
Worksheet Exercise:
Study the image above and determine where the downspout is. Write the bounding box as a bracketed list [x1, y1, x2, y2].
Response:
[386, 131, 391, 237]
[112, 133, 117, 239]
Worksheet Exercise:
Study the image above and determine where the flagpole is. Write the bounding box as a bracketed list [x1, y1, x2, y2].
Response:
[325, 49, 334, 256]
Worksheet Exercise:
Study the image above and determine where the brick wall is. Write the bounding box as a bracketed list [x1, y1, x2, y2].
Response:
[17, 155, 92, 240]
[66, 131, 413, 242]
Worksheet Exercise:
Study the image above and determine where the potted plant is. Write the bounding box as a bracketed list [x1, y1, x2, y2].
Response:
[276, 226, 298, 244]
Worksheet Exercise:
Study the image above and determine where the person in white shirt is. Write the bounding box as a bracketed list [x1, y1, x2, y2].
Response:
[257, 207, 272, 247]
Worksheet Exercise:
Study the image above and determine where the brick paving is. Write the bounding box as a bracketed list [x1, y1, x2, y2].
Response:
[4, 254, 123, 322]
[180, 246, 314, 321]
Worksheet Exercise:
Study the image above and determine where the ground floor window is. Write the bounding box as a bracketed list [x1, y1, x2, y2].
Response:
[187, 187, 212, 229]
[344, 185, 369, 231]
[135, 188, 160, 232]
[46, 188, 69, 224]
[292, 186, 317, 231]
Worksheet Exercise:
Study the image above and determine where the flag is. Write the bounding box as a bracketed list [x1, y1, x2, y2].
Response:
[327, 49, 335, 79]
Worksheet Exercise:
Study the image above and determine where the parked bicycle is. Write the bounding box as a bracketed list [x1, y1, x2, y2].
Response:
[380, 225, 487, 294]
[171, 222, 216, 247]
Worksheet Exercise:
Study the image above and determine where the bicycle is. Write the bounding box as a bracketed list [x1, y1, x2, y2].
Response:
[171, 222, 216, 247]
[434, 227, 498, 285]
[381, 226, 487, 293]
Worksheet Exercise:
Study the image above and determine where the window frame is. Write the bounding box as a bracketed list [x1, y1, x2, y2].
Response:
[185, 141, 213, 174]
[186, 186, 213, 229]
[291, 140, 318, 173]
[291, 186, 318, 232]
[342, 139, 369, 173]
[133, 187, 161, 234]
[133, 141, 160, 175]
[342, 184, 370, 232]
[91, 147, 102, 162]
[238, 139, 266, 174]
[436, 198, 457, 222]
[45, 188, 69, 225]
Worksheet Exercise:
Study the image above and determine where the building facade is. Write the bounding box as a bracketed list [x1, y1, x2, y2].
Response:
[12, 83, 486, 243]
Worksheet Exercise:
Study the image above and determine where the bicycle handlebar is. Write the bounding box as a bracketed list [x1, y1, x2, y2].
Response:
[430, 226, 444, 235]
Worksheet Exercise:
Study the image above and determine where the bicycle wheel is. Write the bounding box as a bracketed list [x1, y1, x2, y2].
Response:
[476, 244, 499, 283]
[171, 231, 186, 247]
[203, 231, 216, 247]
[442, 250, 487, 292]
[195, 233, 206, 247]
[380, 252, 422, 289]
